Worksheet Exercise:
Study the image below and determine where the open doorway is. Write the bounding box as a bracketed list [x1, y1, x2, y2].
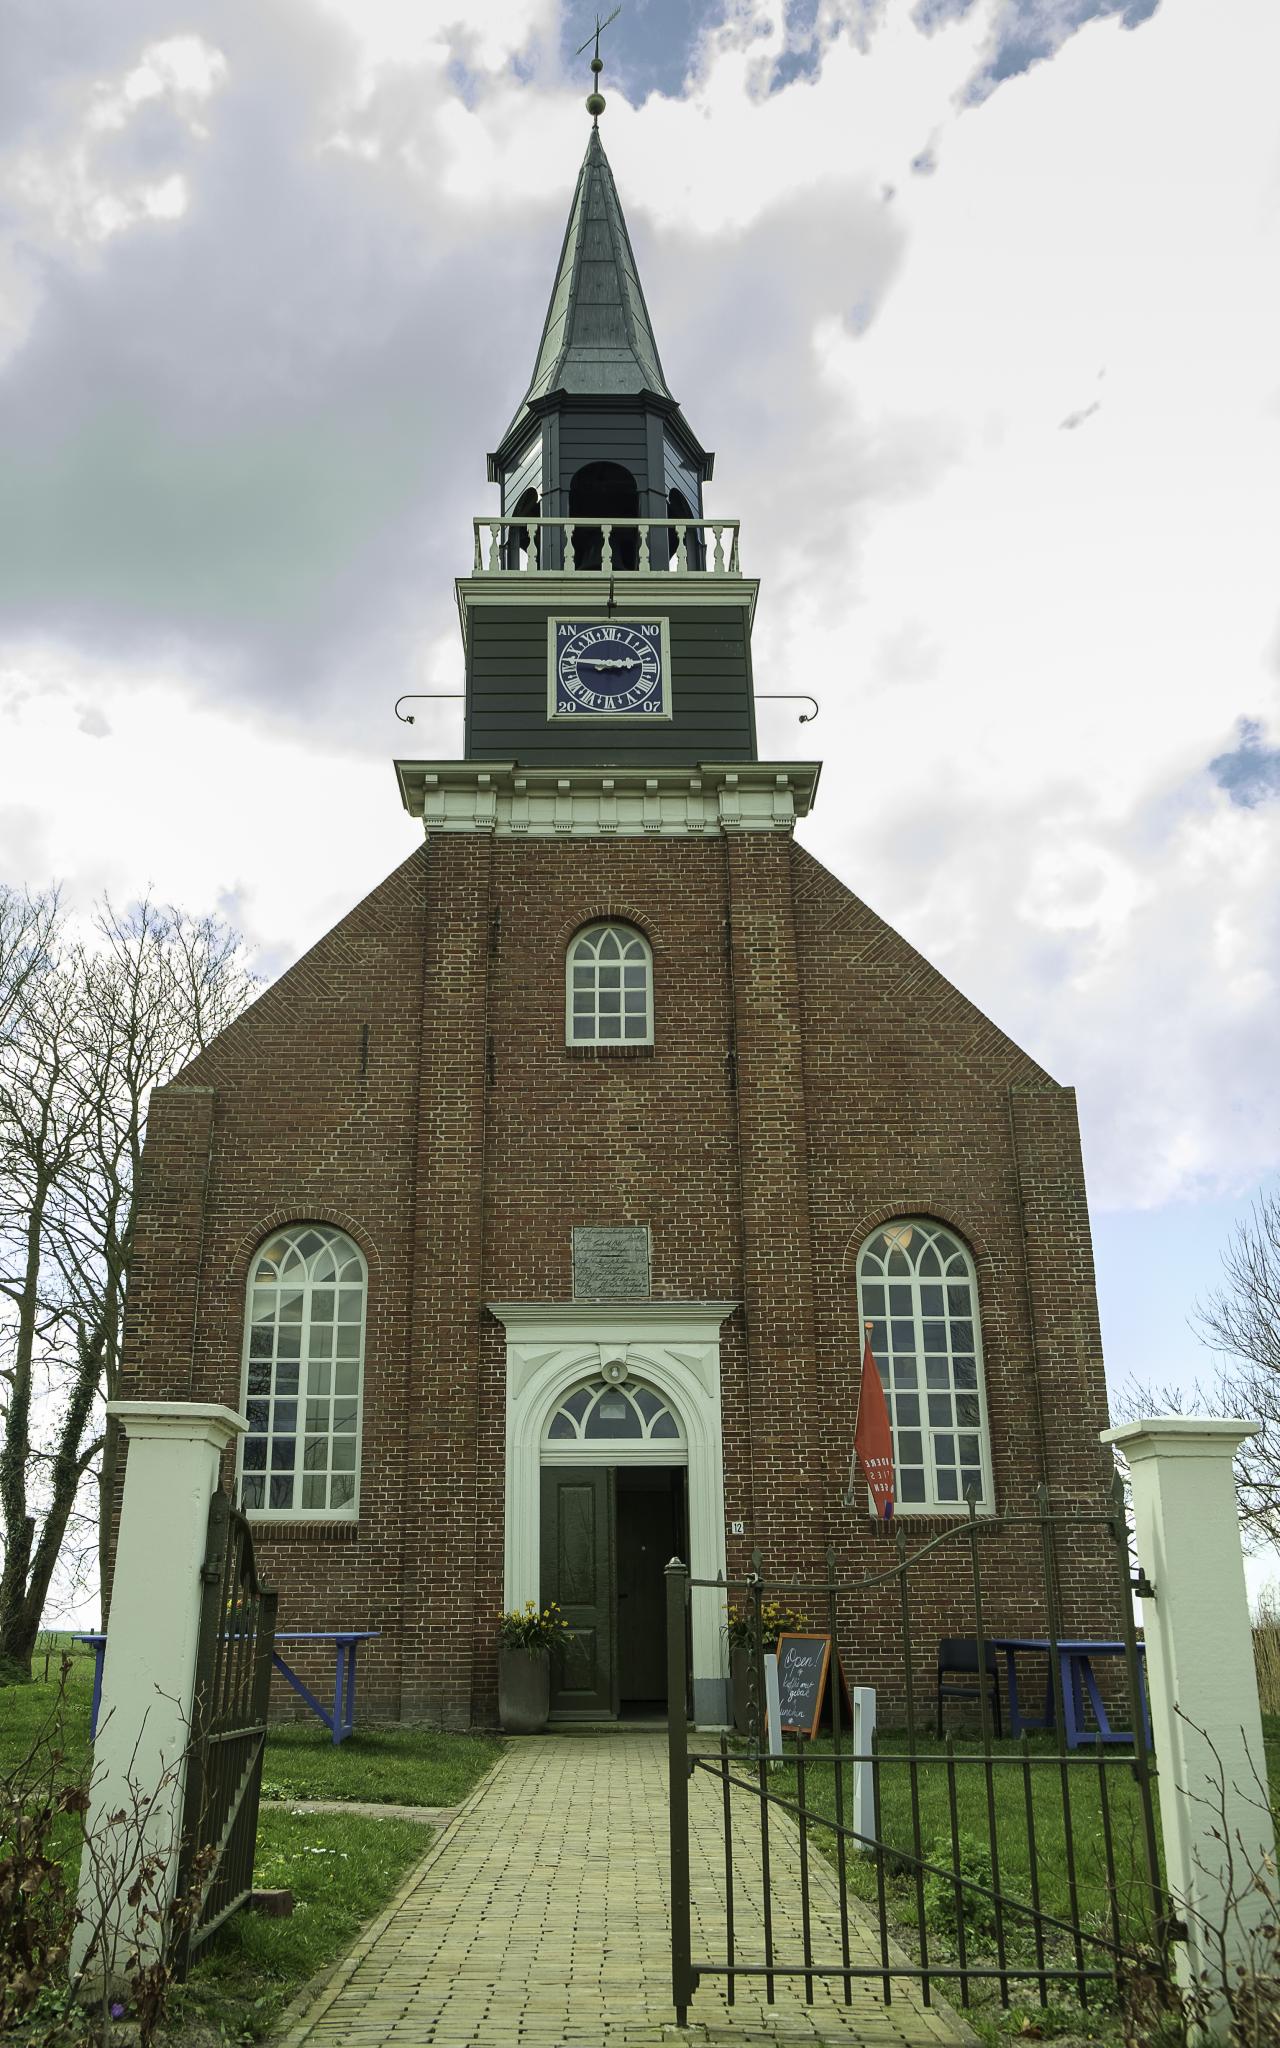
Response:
[539, 1462, 687, 1721]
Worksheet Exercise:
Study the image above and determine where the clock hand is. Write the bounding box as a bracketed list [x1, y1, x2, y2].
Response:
[581, 658, 639, 670]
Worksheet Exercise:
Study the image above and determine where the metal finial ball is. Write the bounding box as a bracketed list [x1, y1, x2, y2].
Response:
[586, 90, 606, 116]
[591, 55, 603, 73]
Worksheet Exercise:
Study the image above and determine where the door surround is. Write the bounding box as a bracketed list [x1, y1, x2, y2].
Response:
[489, 1299, 736, 1725]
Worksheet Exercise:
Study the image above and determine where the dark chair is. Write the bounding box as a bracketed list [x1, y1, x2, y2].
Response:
[936, 1637, 1002, 1739]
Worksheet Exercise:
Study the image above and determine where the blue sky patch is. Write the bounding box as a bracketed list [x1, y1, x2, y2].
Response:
[1210, 719, 1280, 808]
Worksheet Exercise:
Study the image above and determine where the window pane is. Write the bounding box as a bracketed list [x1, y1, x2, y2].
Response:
[895, 1394, 920, 1426]
[925, 1358, 949, 1388]
[330, 1474, 355, 1508]
[279, 1292, 303, 1323]
[564, 1387, 592, 1421]
[271, 1437, 295, 1470]
[959, 1434, 981, 1464]
[302, 1475, 327, 1510]
[337, 1293, 362, 1324]
[954, 1356, 977, 1389]
[306, 1399, 328, 1431]
[956, 1395, 980, 1428]
[623, 966, 646, 987]
[332, 1438, 356, 1472]
[928, 1394, 952, 1427]
[900, 1468, 926, 1502]
[335, 1360, 359, 1397]
[333, 1400, 357, 1431]
[599, 1015, 621, 1039]
[275, 1401, 297, 1432]
[889, 1286, 913, 1315]
[269, 1475, 294, 1509]
[572, 1016, 592, 1039]
[243, 1438, 266, 1470]
[336, 1325, 360, 1357]
[548, 1412, 574, 1438]
[934, 1434, 955, 1465]
[919, 1285, 943, 1315]
[311, 1288, 334, 1322]
[651, 1412, 679, 1439]
[276, 1362, 299, 1393]
[951, 1321, 974, 1350]
[250, 1328, 273, 1357]
[891, 1357, 917, 1387]
[861, 1284, 884, 1314]
[922, 1321, 946, 1351]
[624, 1016, 646, 1039]
[936, 1469, 959, 1501]
[890, 1320, 914, 1350]
[241, 1476, 265, 1509]
[897, 1431, 923, 1465]
[247, 1362, 270, 1396]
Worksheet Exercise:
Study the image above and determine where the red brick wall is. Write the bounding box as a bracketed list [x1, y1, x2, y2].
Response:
[118, 828, 1121, 1726]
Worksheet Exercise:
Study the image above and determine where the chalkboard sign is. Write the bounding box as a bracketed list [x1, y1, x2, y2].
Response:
[774, 1634, 833, 1739]
[772, 1633, 856, 1740]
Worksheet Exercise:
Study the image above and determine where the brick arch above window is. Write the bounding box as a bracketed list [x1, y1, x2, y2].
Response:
[226, 1207, 383, 1293]
[840, 1198, 997, 1282]
[553, 903, 661, 954]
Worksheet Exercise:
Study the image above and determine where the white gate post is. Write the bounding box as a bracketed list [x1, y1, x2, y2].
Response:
[72, 1401, 246, 1990]
[1102, 1418, 1275, 2019]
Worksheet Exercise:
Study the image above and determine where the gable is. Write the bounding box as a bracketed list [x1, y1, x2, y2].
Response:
[790, 842, 1057, 1097]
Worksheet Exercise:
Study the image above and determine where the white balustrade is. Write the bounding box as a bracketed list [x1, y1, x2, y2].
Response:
[471, 515, 742, 575]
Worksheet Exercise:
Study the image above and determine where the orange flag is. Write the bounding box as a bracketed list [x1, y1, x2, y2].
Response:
[853, 1318, 895, 1521]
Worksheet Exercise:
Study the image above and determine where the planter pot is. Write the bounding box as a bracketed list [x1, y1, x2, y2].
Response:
[498, 1645, 551, 1734]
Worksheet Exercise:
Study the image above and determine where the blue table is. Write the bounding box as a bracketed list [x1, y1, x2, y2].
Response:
[989, 1637, 1150, 1751]
[73, 1630, 380, 1746]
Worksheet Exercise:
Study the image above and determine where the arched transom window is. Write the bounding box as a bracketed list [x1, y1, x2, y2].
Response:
[566, 923, 652, 1045]
[856, 1220, 992, 1512]
[544, 1376, 684, 1448]
[239, 1224, 366, 1519]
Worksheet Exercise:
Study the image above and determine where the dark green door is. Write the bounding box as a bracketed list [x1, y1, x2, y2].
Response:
[540, 1466, 615, 1719]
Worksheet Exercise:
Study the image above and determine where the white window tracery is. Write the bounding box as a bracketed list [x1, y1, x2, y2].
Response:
[237, 1224, 366, 1519]
[544, 1376, 684, 1446]
[566, 923, 653, 1045]
[855, 1220, 993, 1513]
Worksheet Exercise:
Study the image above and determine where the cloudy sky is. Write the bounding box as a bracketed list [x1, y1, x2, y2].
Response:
[3, 0, 1279, 1430]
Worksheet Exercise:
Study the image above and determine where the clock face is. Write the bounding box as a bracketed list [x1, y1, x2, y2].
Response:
[549, 618, 671, 722]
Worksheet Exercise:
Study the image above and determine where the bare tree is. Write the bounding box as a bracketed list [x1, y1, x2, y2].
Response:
[0, 892, 256, 1678]
[1194, 1189, 1280, 1547]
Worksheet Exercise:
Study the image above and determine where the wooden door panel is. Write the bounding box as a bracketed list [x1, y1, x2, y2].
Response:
[541, 1466, 614, 1718]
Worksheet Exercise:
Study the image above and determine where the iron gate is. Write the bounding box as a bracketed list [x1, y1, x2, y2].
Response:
[172, 1487, 277, 1974]
[666, 1480, 1170, 2026]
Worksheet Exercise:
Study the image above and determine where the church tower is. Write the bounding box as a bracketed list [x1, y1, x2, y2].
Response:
[397, 117, 818, 827]
[121, 78, 1116, 1733]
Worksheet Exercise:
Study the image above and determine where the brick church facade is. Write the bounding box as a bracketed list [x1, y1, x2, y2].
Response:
[119, 126, 1114, 1729]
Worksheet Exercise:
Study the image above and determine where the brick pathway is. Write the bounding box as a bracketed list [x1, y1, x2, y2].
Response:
[276, 1733, 968, 2047]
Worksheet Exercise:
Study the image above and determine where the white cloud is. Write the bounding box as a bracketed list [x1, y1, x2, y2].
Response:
[1, 0, 1278, 1227]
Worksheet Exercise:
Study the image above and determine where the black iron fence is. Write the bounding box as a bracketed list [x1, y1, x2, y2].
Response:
[171, 1488, 277, 1974]
[667, 1480, 1169, 2025]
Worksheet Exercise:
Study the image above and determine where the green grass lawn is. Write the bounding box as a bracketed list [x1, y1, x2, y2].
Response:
[0, 1646, 502, 2043]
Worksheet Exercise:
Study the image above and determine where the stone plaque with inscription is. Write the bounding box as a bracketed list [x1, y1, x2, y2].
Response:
[572, 1226, 651, 1299]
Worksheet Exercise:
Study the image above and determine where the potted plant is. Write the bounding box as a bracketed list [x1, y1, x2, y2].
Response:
[725, 1601, 810, 1734]
[497, 1600, 567, 1734]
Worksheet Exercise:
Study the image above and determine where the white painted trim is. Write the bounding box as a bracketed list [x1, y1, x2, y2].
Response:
[396, 758, 821, 838]
[565, 921, 654, 1047]
[490, 1300, 737, 1724]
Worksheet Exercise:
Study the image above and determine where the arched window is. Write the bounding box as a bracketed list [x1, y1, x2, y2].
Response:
[507, 484, 540, 569]
[238, 1225, 367, 1518]
[566, 922, 653, 1045]
[569, 460, 639, 570]
[855, 1220, 992, 1512]
[544, 1376, 684, 1446]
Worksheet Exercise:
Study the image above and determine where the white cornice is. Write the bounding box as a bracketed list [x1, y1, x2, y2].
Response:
[488, 1300, 739, 1344]
[395, 759, 820, 838]
[456, 571, 759, 641]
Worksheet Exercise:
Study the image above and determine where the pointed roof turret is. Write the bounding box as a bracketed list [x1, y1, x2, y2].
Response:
[521, 127, 674, 409]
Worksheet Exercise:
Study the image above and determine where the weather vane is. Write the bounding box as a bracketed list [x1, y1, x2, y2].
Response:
[577, 6, 621, 124]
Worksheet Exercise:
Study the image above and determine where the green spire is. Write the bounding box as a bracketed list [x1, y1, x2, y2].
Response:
[518, 128, 675, 408]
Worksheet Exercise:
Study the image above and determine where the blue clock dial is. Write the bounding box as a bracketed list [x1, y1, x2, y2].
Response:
[550, 619, 670, 720]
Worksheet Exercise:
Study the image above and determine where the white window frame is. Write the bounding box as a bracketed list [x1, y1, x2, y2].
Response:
[236, 1223, 368, 1522]
[565, 922, 654, 1047]
[855, 1219, 994, 1515]
[542, 1374, 687, 1463]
